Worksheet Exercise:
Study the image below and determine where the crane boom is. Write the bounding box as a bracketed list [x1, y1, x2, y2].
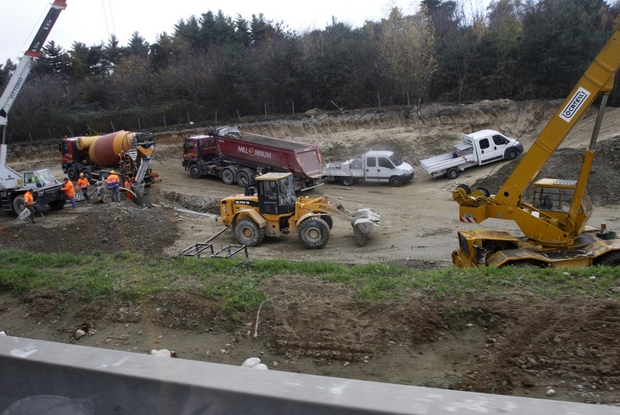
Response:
[451, 30, 620, 268]
[0, 0, 67, 131]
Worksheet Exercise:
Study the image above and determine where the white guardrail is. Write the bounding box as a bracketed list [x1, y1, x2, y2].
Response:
[1, 335, 619, 415]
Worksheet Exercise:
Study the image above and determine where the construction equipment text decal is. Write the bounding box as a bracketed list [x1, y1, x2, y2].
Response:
[559, 87, 590, 122]
[238, 146, 272, 159]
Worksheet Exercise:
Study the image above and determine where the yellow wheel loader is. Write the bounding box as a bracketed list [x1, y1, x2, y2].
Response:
[216, 172, 380, 249]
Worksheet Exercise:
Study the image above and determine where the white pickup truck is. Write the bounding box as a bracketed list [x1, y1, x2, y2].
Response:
[420, 129, 523, 179]
[323, 150, 414, 187]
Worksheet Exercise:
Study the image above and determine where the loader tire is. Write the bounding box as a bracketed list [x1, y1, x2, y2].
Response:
[320, 214, 333, 230]
[298, 217, 330, 249]
[189, 165, 201, 179]
[235, 218, 265, 247]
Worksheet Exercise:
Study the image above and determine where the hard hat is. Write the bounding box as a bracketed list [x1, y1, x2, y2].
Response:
[110, 170, 115, 174]
[64, 177, 69, 181]
[79, 173, 84, 177]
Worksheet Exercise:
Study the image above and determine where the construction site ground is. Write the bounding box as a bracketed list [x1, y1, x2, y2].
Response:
[2, 100, 620, 406]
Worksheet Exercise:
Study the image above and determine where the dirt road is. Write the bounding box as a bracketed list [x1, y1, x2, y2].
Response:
[2, 101, 620, 406]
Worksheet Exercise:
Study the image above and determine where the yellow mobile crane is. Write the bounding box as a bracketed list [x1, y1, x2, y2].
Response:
[452, 29, 620, 268]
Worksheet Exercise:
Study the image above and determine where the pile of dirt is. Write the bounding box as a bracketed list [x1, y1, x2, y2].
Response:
[0, 202, 180, 256]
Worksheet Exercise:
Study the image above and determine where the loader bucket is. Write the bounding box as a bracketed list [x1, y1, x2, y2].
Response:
[351, 208, 381, 246]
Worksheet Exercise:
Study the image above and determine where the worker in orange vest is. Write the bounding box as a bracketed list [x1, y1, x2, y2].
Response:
[22, 189, 37, 223]
[61, 178, 77, 208]
[106, 170, 121, 202]
[124, 178, 133, 201]
[77, 173, 90, 203]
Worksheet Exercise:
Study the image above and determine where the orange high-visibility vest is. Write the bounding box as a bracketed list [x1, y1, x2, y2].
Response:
[23, 191, 34, 206]
[61, 181, 75, 198]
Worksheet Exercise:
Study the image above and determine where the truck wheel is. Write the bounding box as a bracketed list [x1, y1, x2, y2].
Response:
[235, 218, 265, 247]
[506, 148, 519, 160]
[236, 170, 252, 187]
[447, 168, 459, 180]
[12, 196, 25, 215]
[595, 251, 620, 266]
[298, 217, 330, 249]
[221, 169, 235, 185]
[389, 177, 402, 187]
[189, 165, 201, 179]
[340, 177, 354, 186]
[48, 200, 66, 210]
[67, 167, 79, 181]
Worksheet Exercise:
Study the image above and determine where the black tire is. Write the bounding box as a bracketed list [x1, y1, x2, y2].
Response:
[235, 217, 265, 247]
[340, 176, 354, 186]
[506, 148, 519, 160]
[475, 187, 491, 197]
[221, 168, 235, 185]
[595, 251, 620, 266]
[456, 184, 471, 194]
[447, 168, 459, 180]
[189, 165, 201, 179]
[67, 166, 79, 181]
[389, 176, 402, 187]
[236, 170, 252, 187]
[298, 217, 330, 249]
[321, 214, 333, 230]
[12, 196, 25, 215]
[48, 200, 66, 210]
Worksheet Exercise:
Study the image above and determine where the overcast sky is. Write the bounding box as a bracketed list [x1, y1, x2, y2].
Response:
[1, 0, 426, 65]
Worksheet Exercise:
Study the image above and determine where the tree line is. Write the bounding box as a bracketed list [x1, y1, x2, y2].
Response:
[1, 0, 619, 142]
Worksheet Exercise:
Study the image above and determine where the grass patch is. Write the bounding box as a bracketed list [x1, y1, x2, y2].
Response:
[1, 249, 618, 318]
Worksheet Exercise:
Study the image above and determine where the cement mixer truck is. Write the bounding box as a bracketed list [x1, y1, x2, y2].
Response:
[59, 131, 159, 197]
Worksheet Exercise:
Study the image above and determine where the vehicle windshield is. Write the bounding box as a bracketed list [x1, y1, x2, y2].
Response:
[389, 154, 403, 166]
[34, 169, 58, 186]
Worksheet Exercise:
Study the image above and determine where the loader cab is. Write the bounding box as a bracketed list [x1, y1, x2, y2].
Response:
[255, 172, 296, 215]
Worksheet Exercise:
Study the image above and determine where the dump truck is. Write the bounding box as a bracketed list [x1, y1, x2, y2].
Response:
[451, 29, 620, 268]
[420, 130, 523, 179]
[323, 150, 414, 187]
[216, 172, 380, 249]
[182, 126, 324, 191]
[0, 0, 67, 215]
[60, 131, 159, 198]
